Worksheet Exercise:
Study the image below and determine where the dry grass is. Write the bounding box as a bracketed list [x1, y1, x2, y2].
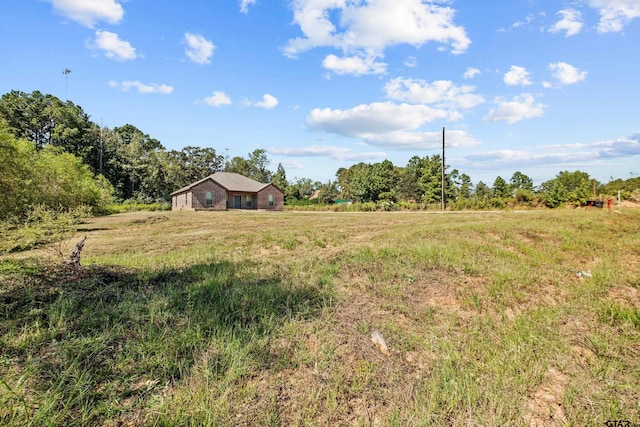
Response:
[1, 208, 639, 426]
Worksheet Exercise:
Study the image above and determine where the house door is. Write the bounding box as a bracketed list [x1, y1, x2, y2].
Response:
[234, 195, 242, 209]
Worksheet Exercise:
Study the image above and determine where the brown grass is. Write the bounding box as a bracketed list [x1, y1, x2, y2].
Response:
[1, 208, 639, 425]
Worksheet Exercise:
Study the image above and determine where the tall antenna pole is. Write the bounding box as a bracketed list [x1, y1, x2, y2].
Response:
[62, 68, 71, 99]
[441, 126, 446, 211]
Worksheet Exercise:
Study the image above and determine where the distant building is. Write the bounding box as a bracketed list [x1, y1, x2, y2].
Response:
[171, 172, 284, 211]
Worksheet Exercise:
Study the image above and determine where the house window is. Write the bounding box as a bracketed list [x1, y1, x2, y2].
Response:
[205, 191, 213, 207]
[246, 195, 252, 207]
[268, 194, 274, 207]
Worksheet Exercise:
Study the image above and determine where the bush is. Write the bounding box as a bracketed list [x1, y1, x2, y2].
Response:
[514, 189, 534, 203]
[0, 205, 92, 253]
[489, 198, 506, 209]
[397, 201, 423, 210]
[377, 200, 397, 211]
[0, 123, 114, 220]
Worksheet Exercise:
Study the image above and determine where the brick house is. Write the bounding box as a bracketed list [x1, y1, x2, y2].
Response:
[171, 172, 284, 211]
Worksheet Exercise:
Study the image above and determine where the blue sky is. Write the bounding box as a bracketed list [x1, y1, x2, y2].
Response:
[1, 0, 639, 186]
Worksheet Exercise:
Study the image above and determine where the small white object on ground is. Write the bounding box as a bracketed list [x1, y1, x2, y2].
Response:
[371, 330, 390, 356]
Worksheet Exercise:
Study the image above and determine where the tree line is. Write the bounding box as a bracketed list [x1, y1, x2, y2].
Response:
[0, 90, 637, 220]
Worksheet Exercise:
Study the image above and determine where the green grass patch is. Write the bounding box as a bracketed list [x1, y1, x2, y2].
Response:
[1, 208, 639, 425]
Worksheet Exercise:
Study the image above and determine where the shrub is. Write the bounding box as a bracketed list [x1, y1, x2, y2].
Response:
[0, 205, 91, 253]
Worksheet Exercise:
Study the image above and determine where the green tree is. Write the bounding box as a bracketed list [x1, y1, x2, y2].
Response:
[225, 149, 272, 183]
[539, 170, 594, 207]
[0, 121, 112, 219]
[474, 181, 491, 199]
[409, 155, 454, 204]
[337, 160, 397, 203]
[316, 181, 339, 203]
[36, 147, 113, 209]
[336, 166, 354, 199]
[168, 147, 223, 183]
[271, 163, 288, 193]
[226, 156, 252, 177]
[510, 171, 534, 193]
[286, 178, 318, 200]
[0, 122, 36, 218]
[99, 124, 168, 201]
[394, 163, 421, 201]
[492, 176, 510, 199]
[0, 90, 98, 165]
[457, 173, 473, 199]
[601, 175, 640, 200]
[247, 149, 272, 183]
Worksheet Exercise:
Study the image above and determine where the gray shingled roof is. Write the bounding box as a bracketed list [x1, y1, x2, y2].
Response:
[170, 172, 270, 195]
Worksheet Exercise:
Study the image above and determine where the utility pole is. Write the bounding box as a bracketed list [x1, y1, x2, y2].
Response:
[441, 126, 446, 211]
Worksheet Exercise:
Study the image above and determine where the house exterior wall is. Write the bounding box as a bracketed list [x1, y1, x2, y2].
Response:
[257, 185, 284, 210]
[171, 175, 284, 212]
[226, 192, 258, 209]
[172, 192, 191, 210]
[191, 179, 227, 211]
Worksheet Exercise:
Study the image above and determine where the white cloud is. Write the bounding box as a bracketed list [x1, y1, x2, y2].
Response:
[204, 91, 232, 106]
[465, 133, 640, 169]
[246, 94, 279, 109]
[504, 66, 533, 86]
[322, 54, 387, 75]
[240, 0, 256, 14]
[543, 133, 640, 158]
[305, 102, 479, 150]
[465, 149, 598, 165]
[284, 0, 470, 75]
[404, 56, 417, 68]
[512, 14, 534, 28]
[498, 14, 538, 32]
[588, 0, 640, 32]
[280, 159, 305, 170]
[108, 81, 173, 94]
[308, 102, 450, 136]
[548, 62, 587, 85]
[184, 33, 215, 64]
[90, 31, 136, 61]
[596, 133, 640, 157]
[549, 9, 583, 37]
[464, 67, 481, 79]
[360, 129, 481, 150]
[269, 145, 387, 161]
[48, 0, 124, 27]
[483, 94, 546, 124]
[385, 77, 485, 110]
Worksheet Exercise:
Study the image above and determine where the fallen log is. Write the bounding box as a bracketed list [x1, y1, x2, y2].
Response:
[66, 236, 86, 268]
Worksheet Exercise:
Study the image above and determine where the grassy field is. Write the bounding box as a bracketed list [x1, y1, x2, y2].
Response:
[1, 208, 639, 426]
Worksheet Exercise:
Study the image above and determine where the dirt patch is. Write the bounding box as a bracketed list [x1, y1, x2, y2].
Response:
[620, 200, 640, 208]
[569, 344, 596, 369]
[559, 315, 595, 363]
[607, 285, 640, 307]
[503, 284, 565, 322]
[229, 320, 420, 426]
[523, 368, 569, 426]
